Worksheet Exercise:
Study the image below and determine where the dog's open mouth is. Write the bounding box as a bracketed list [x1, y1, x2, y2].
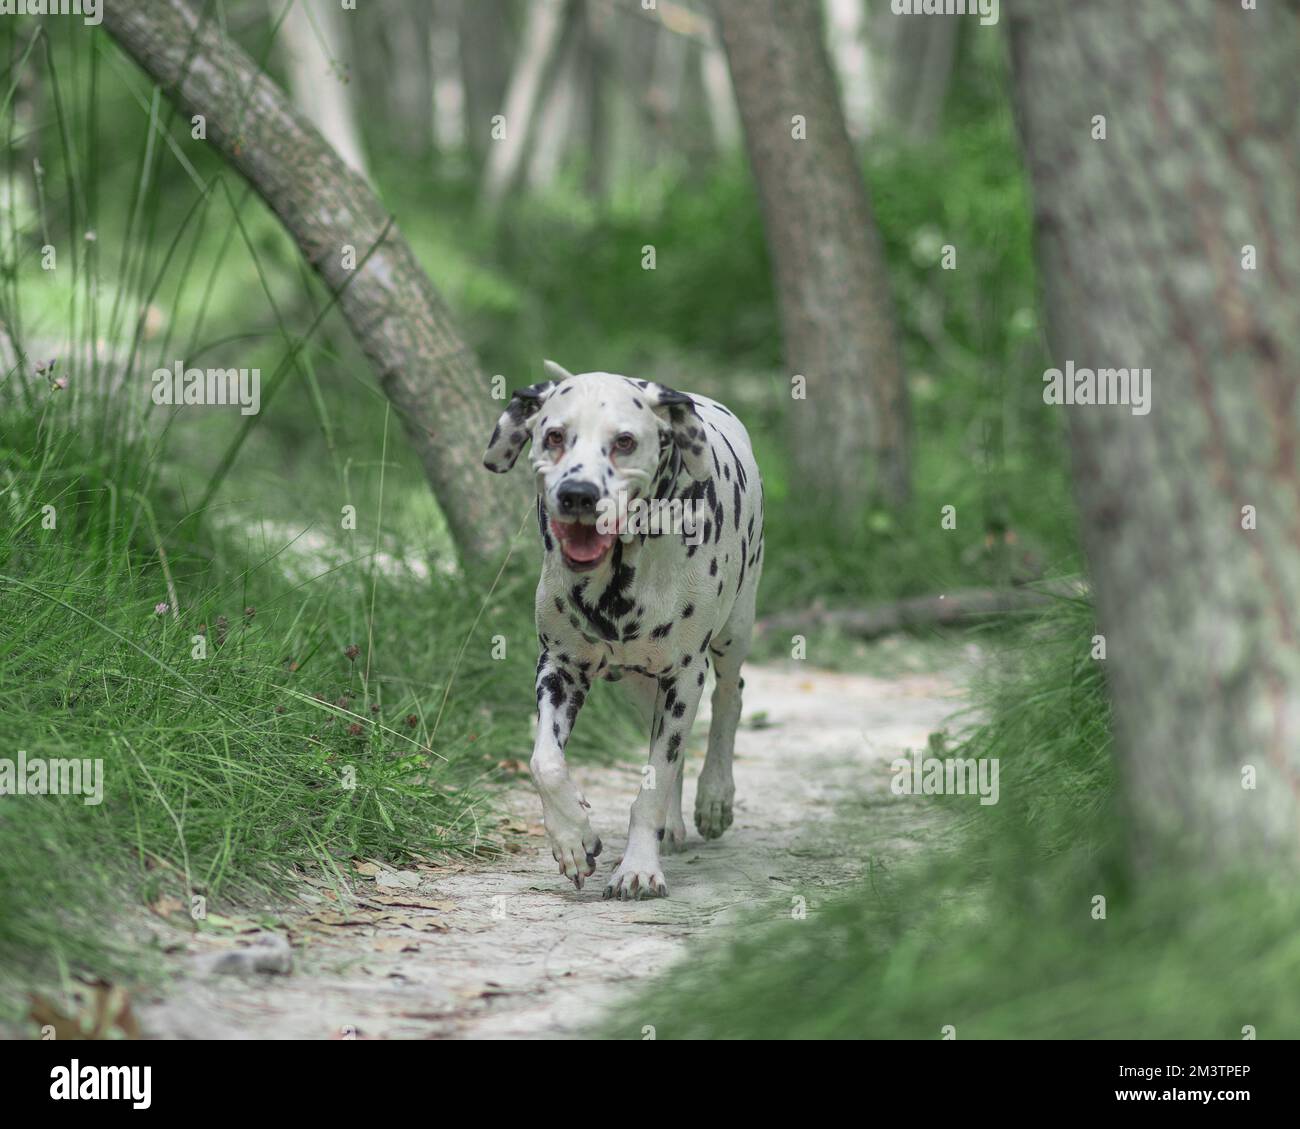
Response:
[551, 519, 616, 571]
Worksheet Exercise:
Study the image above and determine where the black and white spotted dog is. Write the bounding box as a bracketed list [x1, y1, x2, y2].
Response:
[483, 361, 764, 899]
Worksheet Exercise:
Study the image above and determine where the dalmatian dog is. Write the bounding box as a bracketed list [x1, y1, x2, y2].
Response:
[483, 361, 764, 899]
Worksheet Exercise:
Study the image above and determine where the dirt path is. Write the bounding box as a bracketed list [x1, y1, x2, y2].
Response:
[137, 660, 968, 1039]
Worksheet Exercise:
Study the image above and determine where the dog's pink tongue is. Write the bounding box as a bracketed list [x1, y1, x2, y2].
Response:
[556, 522, 615, 562]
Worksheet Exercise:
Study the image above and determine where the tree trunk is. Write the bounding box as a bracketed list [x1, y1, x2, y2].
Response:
[459, 0, 514, 171]
[273, 0, 369, 178]
[479, 0, 574, 215]
[869, 11, 958, 140]
[824, 0, 872, 142]
[1006, 0, 1300, 870]
[383, 0, 435, 162]
[430, 0, 468, 157]
[699, 40, 740, 152]
[715, 0, 910, 517]
[101, 0, 529, 569]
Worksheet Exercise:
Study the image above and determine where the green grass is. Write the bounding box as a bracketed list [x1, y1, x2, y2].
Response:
[607, 595, 1300, 1040]
[0, 369, 640, 1016]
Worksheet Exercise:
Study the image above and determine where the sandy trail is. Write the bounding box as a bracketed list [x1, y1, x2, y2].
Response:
[137, 661, 967, 1039]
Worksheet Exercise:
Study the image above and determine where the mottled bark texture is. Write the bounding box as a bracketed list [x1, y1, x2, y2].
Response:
[715, 0, 910, 517]
[1007, 0, 1300, 869]
[102, 0, 529, 568]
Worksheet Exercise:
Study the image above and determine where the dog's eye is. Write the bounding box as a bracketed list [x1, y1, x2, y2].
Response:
[543, 428, 565, 451]
[613, 433, 637, 454]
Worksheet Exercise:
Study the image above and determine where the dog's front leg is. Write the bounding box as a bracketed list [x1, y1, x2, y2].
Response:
[604, 667, 704, 900]
[531, 648, 602, 889]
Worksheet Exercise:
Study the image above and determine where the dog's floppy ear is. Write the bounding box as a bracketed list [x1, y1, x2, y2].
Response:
[649, 383, 711, 482]
[483, 380, 556, 473]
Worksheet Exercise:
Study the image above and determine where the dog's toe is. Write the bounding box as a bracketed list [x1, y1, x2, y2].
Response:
[694, 799, 733, 840]
[548, 828, 601, 890]
[603, 860, 669, 900]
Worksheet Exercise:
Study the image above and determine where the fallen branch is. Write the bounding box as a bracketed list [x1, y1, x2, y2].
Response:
[757, 581, 1088, 640]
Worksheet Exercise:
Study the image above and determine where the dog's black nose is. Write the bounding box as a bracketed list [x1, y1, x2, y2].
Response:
[556, 480, 600, 518]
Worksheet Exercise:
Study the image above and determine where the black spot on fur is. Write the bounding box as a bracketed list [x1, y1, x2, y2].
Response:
[540, 671, 567, 708]
[667, 733, 682, 762]
[538, 500, 554, 551]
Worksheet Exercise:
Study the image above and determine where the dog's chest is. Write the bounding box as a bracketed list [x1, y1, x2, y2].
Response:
[541, 539, 722, 673]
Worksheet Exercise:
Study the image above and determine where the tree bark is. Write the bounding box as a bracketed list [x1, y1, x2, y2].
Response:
[101, 0, 529, 569]
[715, 0, 910, 517]
[1006, 0, 1300, 869]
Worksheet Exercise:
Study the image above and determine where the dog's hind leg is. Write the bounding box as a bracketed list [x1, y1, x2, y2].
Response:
[695, 581, 759, 840]
[620, 672, 687, 853]
[604, 670, 705, 899]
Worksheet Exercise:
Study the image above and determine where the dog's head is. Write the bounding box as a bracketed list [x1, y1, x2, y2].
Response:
[483, 361, 710, 572]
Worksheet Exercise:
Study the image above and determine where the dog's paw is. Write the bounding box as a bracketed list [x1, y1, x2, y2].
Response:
[694, 796, 733, 840]
[602, 856, 668, 900]
[544, 816, 602, 891]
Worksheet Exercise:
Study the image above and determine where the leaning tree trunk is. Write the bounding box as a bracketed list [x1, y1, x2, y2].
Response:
[101, 0, 529, 569]
[715, 0, 910, 516]
[1007, 0, 1300, 870]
